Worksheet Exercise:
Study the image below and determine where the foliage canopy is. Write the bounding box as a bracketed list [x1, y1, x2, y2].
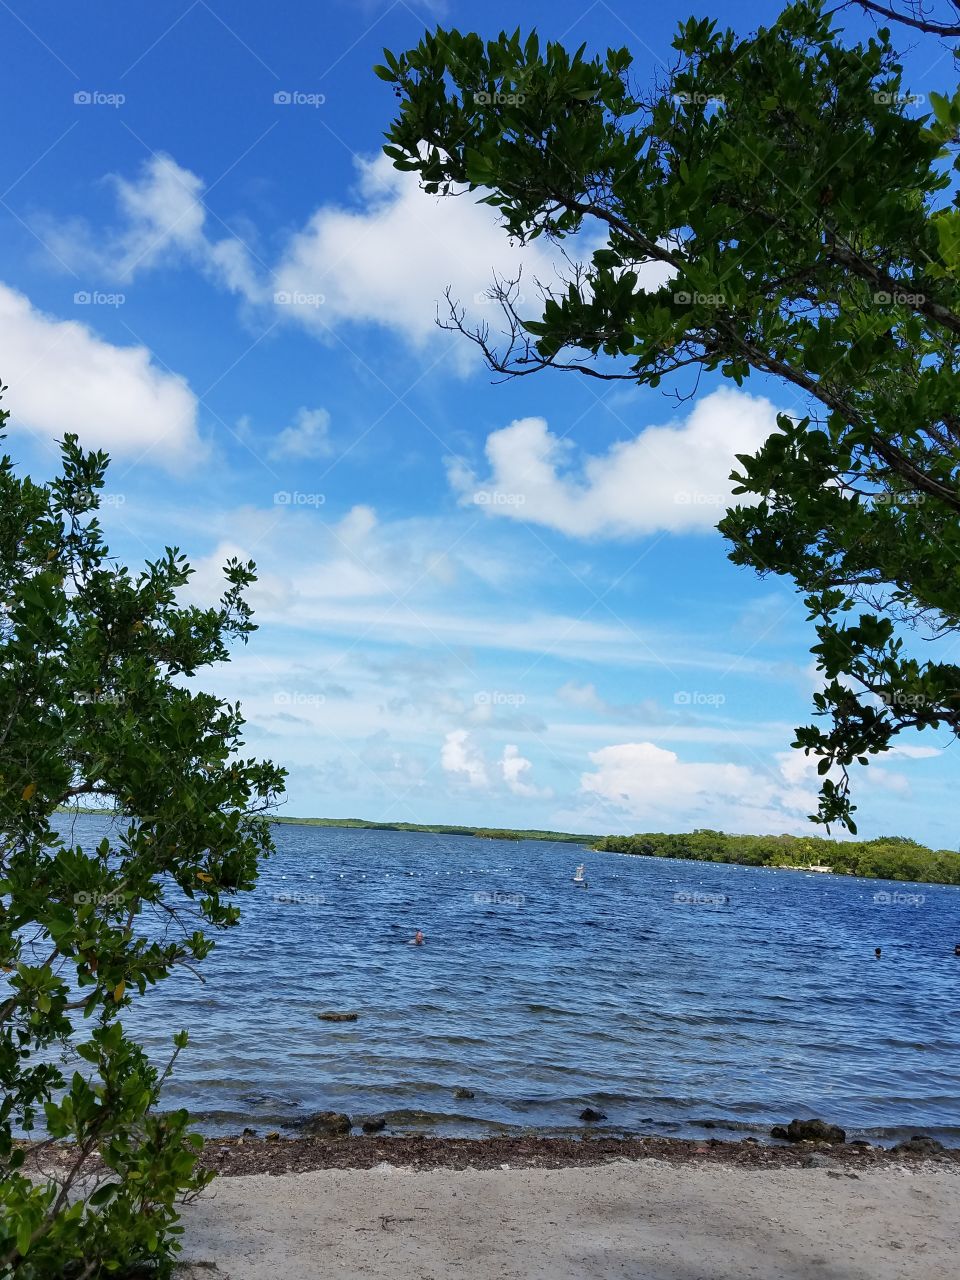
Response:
[0, 387, 284, 1276]
[380, 0, 960, 830]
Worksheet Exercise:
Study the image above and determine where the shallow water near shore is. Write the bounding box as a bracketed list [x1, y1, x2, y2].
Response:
[52, 813, 960, 1145]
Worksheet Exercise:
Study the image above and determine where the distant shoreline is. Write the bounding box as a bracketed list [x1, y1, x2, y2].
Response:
[268, 815, 596, 843]
[56, 808, 960, 886]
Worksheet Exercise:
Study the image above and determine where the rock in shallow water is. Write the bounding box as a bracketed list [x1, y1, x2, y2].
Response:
[316, 1011, 359, 1022]
[579, 1107, 607, 1123]
[453, 1088, 475, 1100]
[300, 1110, 352, 1137]
[360, 1116, 386, 1133]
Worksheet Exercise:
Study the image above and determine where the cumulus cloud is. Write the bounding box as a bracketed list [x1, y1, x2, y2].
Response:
[269, 154, 565, 353]
[269, 407, 332, 460]
[449, 386, 778, 537]
[0, 282, 202, 466]
[499, 744, 552, 798]
[441, 729, 489, 788]
[38, 152, 673, 362]
[581, 741, 820, 832]
[40, 154, 249, 291]
[108, 154, 207, 275]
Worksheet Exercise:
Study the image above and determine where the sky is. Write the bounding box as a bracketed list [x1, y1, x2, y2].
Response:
[1, 0, 956, 846]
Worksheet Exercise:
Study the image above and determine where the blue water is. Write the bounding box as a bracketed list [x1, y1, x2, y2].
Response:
[45, 813, 960, 1144]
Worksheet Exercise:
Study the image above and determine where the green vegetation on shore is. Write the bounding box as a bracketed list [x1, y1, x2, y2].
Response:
[270, 815, 597, 844]
[594, 831, 960, 886]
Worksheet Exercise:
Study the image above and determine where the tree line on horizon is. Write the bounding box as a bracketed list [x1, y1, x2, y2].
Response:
[593, 829, 960, 883]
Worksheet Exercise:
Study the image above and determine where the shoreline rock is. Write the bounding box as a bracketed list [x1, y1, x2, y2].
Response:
[772, 1119, 846, 1145]
[16, 1133, 960, 1181]
[299, 1111, 352, 1137]
[579, 1107, 607, 1123]
[892, 1135, 945, 1156]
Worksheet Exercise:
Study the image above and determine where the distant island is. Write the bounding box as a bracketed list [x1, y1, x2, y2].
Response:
[270, 815, 595, 844]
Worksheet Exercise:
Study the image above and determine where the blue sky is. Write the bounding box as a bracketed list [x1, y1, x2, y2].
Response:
[1, 0, 955, 845]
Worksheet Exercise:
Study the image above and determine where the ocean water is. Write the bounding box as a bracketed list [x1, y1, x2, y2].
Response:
[45, 813, 960, 1144]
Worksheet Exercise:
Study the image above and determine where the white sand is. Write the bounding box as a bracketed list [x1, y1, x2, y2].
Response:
[178, 1161, 956, 1279]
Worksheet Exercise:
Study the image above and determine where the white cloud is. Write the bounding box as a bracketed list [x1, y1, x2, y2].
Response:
[499, 744, 551, 798]
[887, 744, 941, 760]
[38, 152, 675, 364]
[0, 282, 202, 466]
[182, 516, 782, 670]
[41, 151, 561, 352]
[269, 154, 565, 354]
[269, 407, 332, 460]
[335, 504, 377, 546]
[41, 154, 262, 299]
[450, 386, 778, 537]
[110, 154, 207, 275]
[441, 729, 488, 788]
[581, 741, 820, 832]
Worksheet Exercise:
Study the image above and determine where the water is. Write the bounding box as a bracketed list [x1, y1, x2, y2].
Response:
[44, 813, 960, 1144]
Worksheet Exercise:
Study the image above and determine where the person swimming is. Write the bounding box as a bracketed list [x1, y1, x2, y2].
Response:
[954, 943, 960, 956]
[875, 947, 882, 958]
[410, 930, 425, 946]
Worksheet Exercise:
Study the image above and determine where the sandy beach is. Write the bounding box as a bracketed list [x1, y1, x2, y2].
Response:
[177, 1146, 958, 1280]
